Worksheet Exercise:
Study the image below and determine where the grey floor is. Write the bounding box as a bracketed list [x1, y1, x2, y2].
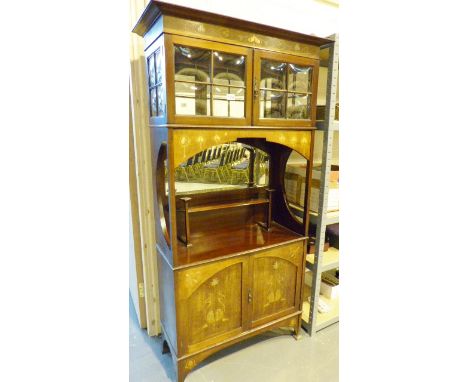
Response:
[130, 296, 338, 382]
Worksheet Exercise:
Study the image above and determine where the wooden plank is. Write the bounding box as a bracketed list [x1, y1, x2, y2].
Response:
[129, 94, 147, 328]
[130, 0, 161, 336]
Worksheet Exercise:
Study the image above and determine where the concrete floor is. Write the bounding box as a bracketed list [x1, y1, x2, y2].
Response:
[129, 297, 338, 382]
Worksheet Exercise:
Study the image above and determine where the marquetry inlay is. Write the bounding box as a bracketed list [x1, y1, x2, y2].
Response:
[247, 34, 262, 45]
[173, 129, 311, 166]
[163, 15, 320, 59]
[184, 271, 201, 290]
[185, 359, 197, 370]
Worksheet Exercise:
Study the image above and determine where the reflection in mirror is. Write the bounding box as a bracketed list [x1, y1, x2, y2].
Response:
[284, 150, 308, 223]
[284, 149, 339, 223]
[174, 142, 269, 195]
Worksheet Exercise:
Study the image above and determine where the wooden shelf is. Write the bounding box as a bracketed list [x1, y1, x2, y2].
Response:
[306, 247, 339, 272]
[176, 222, 304, 268]
[187, 198, 269, 213]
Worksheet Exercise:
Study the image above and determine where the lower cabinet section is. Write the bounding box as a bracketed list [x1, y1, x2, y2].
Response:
[175, 241, 304, 357]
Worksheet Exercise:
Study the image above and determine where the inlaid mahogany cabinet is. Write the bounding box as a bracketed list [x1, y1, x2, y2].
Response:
[133, 2, 330, 381]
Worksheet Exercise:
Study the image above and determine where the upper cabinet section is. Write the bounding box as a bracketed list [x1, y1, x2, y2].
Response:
[165, 35, 253, 125]
[133, 1, 331, 128]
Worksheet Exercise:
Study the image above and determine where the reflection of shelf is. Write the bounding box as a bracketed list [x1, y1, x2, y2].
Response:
[301, 296, 339, 331]
[306, 247, 339, 272]
[186, 198, 269, 213]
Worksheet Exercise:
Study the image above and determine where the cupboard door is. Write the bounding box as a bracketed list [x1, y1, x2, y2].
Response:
[175, 256, 249, 355]
[250, 242, 304, 328]
[165, 34, 253, 125]
[253, 50, 319, 127]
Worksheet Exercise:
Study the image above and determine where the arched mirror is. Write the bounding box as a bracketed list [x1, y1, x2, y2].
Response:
[174, 142, 269, 195]
[284, 135, 339, 225]
[156, 143, 171, 246]
[284, 150, 308, 223]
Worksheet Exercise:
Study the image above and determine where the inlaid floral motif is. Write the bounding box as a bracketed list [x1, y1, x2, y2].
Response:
[247, 34, 262, 45]
[203, 284, 228, 328]
[185, 359, 197, 370]
[264, 260, 287, 308]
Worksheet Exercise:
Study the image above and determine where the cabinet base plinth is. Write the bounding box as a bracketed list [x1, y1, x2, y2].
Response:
[171, 312, 301, 382]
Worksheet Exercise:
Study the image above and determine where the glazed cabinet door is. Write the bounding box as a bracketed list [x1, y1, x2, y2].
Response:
[175, 256, 249, 356]
[253, 50, 319, 127]
[249, 241, 304, 328]
[165, 34, 253, 125]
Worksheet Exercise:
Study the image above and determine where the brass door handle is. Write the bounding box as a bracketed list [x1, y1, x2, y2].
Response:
[248, 289, 253, 303]
[253, 78, 259, 99]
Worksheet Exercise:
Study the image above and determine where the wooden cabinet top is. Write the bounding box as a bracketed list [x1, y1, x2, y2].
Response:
[133, 1, 332, 55]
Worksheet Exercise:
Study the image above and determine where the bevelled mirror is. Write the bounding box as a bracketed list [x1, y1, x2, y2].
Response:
[174, 142, 269, 195]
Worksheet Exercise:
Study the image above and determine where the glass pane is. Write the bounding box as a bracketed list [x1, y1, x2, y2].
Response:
[174, 45, 211, 83]
[288, 64, 311, 93]
[150, 88, 157, 117]
[213, 86, 244, 118]
[148, 54, 156, 87]
[213, 52, 245, 87]
[175, 82, 211, 116]
[260, 90, 286, 119]
[260, 60, 286, 89]
[155, 49, 163, 84]
[287, 93, 310, 119]
[156, 85, 165, 116]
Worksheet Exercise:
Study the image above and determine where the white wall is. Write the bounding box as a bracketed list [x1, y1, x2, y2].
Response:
[162, 0, 338, 37]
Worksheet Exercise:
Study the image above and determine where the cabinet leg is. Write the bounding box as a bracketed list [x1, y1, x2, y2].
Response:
[177, 358, 196, 382]
[293, 317, 303, 340]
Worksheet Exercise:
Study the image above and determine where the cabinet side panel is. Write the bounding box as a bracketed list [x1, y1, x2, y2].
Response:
[157, 248, 178, 353]
[150, 127, 173, 261]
